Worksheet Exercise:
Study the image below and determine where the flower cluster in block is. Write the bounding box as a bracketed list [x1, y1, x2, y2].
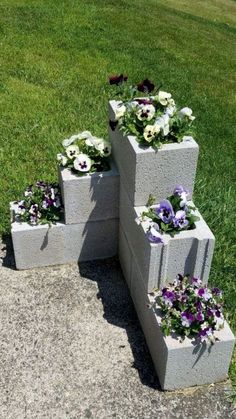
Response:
[14, 181, 63, 225]
[138, 186, 200, 242]
[109, 75, 195, 148]
[57, 131, 111, 174]
[150, 275, 224, 344]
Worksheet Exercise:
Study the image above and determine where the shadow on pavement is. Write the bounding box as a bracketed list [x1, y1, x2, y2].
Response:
[0, 233, 15, 270]
[79, 256, 161, 390]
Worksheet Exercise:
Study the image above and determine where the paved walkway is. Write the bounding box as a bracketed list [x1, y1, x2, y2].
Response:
[0, 237, 235, 419]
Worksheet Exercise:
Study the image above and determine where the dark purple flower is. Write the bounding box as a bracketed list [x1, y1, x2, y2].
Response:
[162, 290, 176, 307]
[212, 287, 222, 297]
[191, 277, 202, 286]
[196, 311, 204, 322]
[109, 74, 128, 85]
[155, 200, 174, 224]
[198, 288, 212, 301]
[137, 78, 155, 93]
[36, 181, 46, 190]
[207, 308, 214, 317]
[135, 98, 153, 105]
[181, 311, 195, 327]
[109, 120, 118, 131]
[172, 210, 189, 229]
[195, 300, 202, 311]
[198, 327, 213, 342]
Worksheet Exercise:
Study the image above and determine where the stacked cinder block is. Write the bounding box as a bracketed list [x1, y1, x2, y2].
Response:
[11, 160, 120, 269]
[109, 100, 234, 390]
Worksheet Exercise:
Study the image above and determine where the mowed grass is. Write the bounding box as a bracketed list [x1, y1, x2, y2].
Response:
[0, 0, 236, 386]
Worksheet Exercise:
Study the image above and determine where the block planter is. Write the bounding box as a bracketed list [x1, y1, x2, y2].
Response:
[11, 206, 118, 270]
[109, 100, 199, 207]
[120, 184, 215, 292]
[130, 261, 235, 390]
[58, 159, 119, 224]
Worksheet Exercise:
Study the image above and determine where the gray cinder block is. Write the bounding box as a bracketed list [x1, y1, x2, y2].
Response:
[119, 226, 133, 290]
[58, 159, 119, 224]
[11, 213, 118, 270]
[120, 184, 215, 292]
[109, 100, 199, 207]
[130, 261, 235, 390]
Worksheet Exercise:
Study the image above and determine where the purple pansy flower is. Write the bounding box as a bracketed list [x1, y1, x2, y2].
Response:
[146, 223, 163, 244]
[137, 78, 155, 93]
[212, 287, 222, 297]
[155, 200, 174, 224]
[198, 288, 212, 301]
[173, 185, 189, 208]
[109, 74, 128, 85]
[191, 277, 202, 286]
[181, 311, 195, 327]
[135, 98, 153, 105]
[196, 311, 204, 322]
[172, 210, 189, 229]
[198, 327, 213, 343]
[162, 290, 176, 307]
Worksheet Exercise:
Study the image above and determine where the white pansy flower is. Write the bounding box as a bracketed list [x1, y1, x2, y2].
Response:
[85, 136, 103, 148]
[57, 153, 68, 166]
[155, 114, 170, 136]
[136, 104, 155, 121]
[115, 104, 126, 121]
[15, 201, 26, 215]
[66, 145, 80, 159]
[178, 107, 195, 121]
[143, 124, 160, 142]
[74, 154, 92, 172]
[62, 131, 93, 148]
[157, 91, 172, 106]
[95, 140, 112, 157]
[165, 99, 176, 116]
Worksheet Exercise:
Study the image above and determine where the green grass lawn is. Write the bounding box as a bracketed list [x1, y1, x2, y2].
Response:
[0, 0, 236, 388]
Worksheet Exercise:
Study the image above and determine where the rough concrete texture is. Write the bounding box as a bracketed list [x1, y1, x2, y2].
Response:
[120, 183, 215, 292]
[130, 261, 235, 390]
[0, 237, 235, 418]
[11, 218, 118, 270]
[59, 160, 120, 224]
[109, 100, 199, 207]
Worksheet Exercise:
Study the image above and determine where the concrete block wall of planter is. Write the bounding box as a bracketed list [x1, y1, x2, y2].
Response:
[119, 183, 215, 292]
[11, 209, 118, 270]
[59, 159, 119, 224]
[130, 261, 235, 391]
[109, 100, 199, 206]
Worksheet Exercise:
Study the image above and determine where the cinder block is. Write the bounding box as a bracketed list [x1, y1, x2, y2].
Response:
[109, 100, 199, 207]
[120, 184, 215, 292]
[130, 261, 235, 390]
[58, 159, 119, 224]
[11, 211, 118, 269]
[119, 226, 133, 290]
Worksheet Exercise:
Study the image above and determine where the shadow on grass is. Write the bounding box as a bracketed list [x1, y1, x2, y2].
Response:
[78, 256, 161, 390]
[0, 233, 16, 270]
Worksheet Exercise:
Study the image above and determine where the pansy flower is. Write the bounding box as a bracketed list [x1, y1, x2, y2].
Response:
[74, 154, 92, 172]
[172, 210, 189, 229]
[137, 78, 155, 93]
[156, 91, 172, 106]
[146, 223, 163, 244]
[178, 107, 195, 121]
[109, 74, 128, 85]
[66, 145, 80, 159]
[143, 124, 160, 142]
[136, 104, 155, 121]
[155, 200, 174, 224]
